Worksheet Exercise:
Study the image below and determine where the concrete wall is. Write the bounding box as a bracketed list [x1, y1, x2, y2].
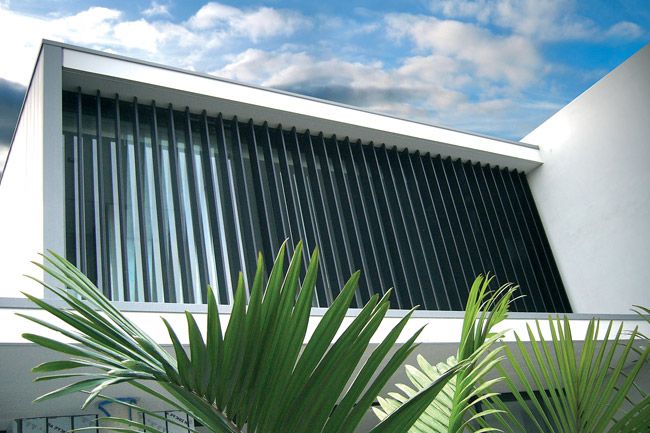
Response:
[0, 44, 63, 298]
[0, 48, 46, 297]
[523, 44, 650, 313]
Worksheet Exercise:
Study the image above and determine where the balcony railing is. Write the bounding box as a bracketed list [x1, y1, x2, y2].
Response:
[13, 415, 97, 433]
[62, 90, 570, 312]
[13, 411, 194, 433]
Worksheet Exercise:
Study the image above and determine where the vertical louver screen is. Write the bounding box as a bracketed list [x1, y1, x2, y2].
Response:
[62, 90, 570, 312]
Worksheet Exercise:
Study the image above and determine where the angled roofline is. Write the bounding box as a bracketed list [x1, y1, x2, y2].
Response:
[45, 39, 537, 151]
[2, 39, 542, 187]
[522, 42, 650, 145]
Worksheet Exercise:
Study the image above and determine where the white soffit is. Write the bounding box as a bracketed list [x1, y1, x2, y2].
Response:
[58, 42, 542, 172]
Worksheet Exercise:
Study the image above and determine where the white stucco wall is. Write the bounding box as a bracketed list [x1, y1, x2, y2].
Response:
[0, 48, 46, 297]
[0, 44, 63, 298]
[523, 43, 650, 313]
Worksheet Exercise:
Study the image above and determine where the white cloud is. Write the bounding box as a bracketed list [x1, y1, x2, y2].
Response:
[0, 6, 173, 84]
[430, 0, 643, 42]
[187, 2, 310, 42]
[385, 13, 541, 88]
[0, 3, 309, 86]
[397, 54, 470, 89]
[212, 47, 546, 137]
[1, 1, 636, 141]
[142, 1, 171, 18]
[605, 21, 644, 39]
[231, 7, 310, 42]
[112, 19, 163, 52]
[188, 2, 240, 29]
[215, 49, 406, 98]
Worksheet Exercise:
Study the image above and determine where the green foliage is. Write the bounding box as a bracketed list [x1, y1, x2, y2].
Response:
[373, 275, 517, 433]
[632, 305, 649, 341]
[21, 243, 462, 433]
[495, 316, 650, 433]
[374, 355, 459, 432]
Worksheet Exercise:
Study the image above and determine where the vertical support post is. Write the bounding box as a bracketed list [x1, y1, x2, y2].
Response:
[75, 88, 87, 274]
[132, 98, 152, 302]
[184, 108, 210, 302]
[150, 101, 176, 303]
[167, 105, 193, 303]
[114, 95, 131, 301]
[96, 91, 111, 296]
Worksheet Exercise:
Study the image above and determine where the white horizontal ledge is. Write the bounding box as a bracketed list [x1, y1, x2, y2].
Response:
[3, 305, 646, 346]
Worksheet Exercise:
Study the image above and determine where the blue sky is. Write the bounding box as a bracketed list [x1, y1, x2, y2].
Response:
[0, 0, 648, 168]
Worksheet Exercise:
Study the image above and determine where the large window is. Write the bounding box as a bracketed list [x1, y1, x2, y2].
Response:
[62, 90, 570, 312]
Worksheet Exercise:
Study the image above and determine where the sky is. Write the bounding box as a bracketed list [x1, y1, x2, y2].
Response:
[0, 0, 649, 174]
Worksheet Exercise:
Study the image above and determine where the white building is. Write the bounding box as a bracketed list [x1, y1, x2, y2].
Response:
[0, 40, 648, 431]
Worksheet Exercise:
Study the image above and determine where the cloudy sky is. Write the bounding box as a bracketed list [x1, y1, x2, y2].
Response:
[0, 0, 648, 173]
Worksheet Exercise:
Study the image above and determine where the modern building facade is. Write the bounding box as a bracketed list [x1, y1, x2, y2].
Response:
[0, 40, 648, 431]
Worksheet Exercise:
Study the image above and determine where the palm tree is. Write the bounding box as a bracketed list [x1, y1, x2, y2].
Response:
[19, 243, 465, 433]
[373, 275, 516, 432]
[632, 305, 649, 342]
[493, 316, 650, 433]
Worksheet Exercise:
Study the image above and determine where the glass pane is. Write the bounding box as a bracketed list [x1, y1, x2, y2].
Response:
[157, 108, 183, 303]
[60, 90, 569, 312]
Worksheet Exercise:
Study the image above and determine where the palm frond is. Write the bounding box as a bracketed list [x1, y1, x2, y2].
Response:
[499, 316, 650, 433]
[631, 305, 650, 341]
[373, 274, 517, 433]
[22, 243, 460, 433]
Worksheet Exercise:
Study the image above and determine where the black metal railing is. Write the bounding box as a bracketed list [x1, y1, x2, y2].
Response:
[14, 411, 194, 433]
[14, 415, 97, 433]
[62, 89, 570, 312]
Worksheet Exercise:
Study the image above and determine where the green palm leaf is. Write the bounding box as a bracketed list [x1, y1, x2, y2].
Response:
[632, 305, 650, 342]
[22, 243, 461, 433]
[373, 275, 517, 433]
[496, 316, 650, 433]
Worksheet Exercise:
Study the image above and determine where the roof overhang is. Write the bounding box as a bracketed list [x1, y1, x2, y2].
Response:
[47, 40, 542, 172]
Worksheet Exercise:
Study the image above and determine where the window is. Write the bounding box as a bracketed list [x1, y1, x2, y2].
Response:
[62, 90, 570, 312]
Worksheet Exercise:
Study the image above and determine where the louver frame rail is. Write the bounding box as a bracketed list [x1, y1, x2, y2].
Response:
[62, 90, 571, 313]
